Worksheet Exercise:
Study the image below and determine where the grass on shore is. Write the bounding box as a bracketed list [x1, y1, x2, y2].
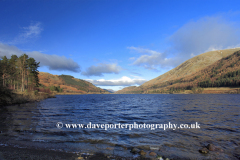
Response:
[0, 86, 55, 106]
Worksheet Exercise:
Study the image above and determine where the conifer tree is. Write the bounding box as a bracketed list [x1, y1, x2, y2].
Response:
[1, 56, 9, 87]
[9, 55, 18, 89]
[17, 54, 28, 92]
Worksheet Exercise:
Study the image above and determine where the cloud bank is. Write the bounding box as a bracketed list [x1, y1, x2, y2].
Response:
[0, 43, 80, 72]
[85, 76, 147, 86]
[170, 16, 240, 58]
[82, 63, 122, 77]
[128, 46, 180, 70]
[129, 16, 240, 70]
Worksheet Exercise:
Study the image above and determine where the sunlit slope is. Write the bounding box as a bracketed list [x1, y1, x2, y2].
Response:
[142, 48, 240, 87]
[38, 72, 109, 94]
[145, 50, 240, 94]
[115, 48, 240, 94]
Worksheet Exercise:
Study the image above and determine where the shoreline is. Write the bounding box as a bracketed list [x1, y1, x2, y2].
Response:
[0, 145, 78, 160]
[0, 92, 56, 107]
[2, 87, 239, 105]
[0, 145, 159, 160]
[115, 87, 240, 94]
[0, 140, 239, 160]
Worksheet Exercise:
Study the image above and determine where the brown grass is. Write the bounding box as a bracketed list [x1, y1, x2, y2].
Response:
[0, 90, 56, 107]
[38, 72, 109, 94]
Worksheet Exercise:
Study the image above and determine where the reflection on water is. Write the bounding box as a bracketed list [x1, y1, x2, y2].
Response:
[0, 94, 239, 159]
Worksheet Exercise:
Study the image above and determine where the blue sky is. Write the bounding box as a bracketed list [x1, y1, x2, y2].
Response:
[1, 0, 240, 91]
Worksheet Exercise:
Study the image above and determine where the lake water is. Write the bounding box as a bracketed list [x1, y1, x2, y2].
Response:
[0, 94, 240, 159]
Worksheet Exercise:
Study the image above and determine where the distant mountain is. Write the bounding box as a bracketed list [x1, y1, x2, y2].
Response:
[115, 48, 240, 94]
[115, 86, 143, 94]
[103, 89, 115, 93]
[38, 72, 109, 94]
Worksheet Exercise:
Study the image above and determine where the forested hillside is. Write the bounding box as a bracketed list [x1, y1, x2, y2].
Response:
[164, 50, 240, 93]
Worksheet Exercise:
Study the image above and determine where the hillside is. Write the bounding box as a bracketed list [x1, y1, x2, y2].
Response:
[103, 89, 115, 93]
[115, 86, 144, 94]
[116, 48, 240, 94]
[38, 72, 109, 94]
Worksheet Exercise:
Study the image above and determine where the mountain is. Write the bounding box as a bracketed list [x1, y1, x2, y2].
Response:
[38, 72, 109, 94]
[115, 86, 143, 94]
[115, 48, 240, 94]
[103, 89, 116, 93]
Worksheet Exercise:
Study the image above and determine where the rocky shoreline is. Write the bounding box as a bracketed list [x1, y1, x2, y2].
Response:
[0, 145, 177, 160]
[1, 143, 238, 160]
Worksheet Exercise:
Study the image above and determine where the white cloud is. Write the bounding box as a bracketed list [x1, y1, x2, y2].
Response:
[130, 75, 142, 79]
[22, 22, 42, 39]
[127, 46, 159, 54]
[190, 53, 196, 58]
[85, 76, 147, 86]
[82, 63, 122, 77]
[128, 46, 180, 70]
[0, 43, 80, 72]
[129, 57, 136, 60]
[11, 22, 43, 44]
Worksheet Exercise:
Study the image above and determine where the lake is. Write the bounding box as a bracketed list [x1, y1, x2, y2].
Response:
[0, 94, 239, 159]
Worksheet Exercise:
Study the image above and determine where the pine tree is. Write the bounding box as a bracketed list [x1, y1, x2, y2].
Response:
[27, 57, 40, 90]
[17, 54, 28, 92]
[9, 55, 18, 90]
[1, 56, 9, 87]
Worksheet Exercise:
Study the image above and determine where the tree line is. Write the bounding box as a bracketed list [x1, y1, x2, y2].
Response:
[198, 70, 240, 88]
[0, 54, 40, 92]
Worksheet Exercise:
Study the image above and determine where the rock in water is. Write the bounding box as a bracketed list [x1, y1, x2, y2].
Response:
[215, 147, 224, 152]
[130, 147, 139, 154]
[206, 144, 216, 151]
[139, 150, 146, 156]
[149, 152, 157, 156]
[150, 146, 159, 150]
[199, 147, 209, 154]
